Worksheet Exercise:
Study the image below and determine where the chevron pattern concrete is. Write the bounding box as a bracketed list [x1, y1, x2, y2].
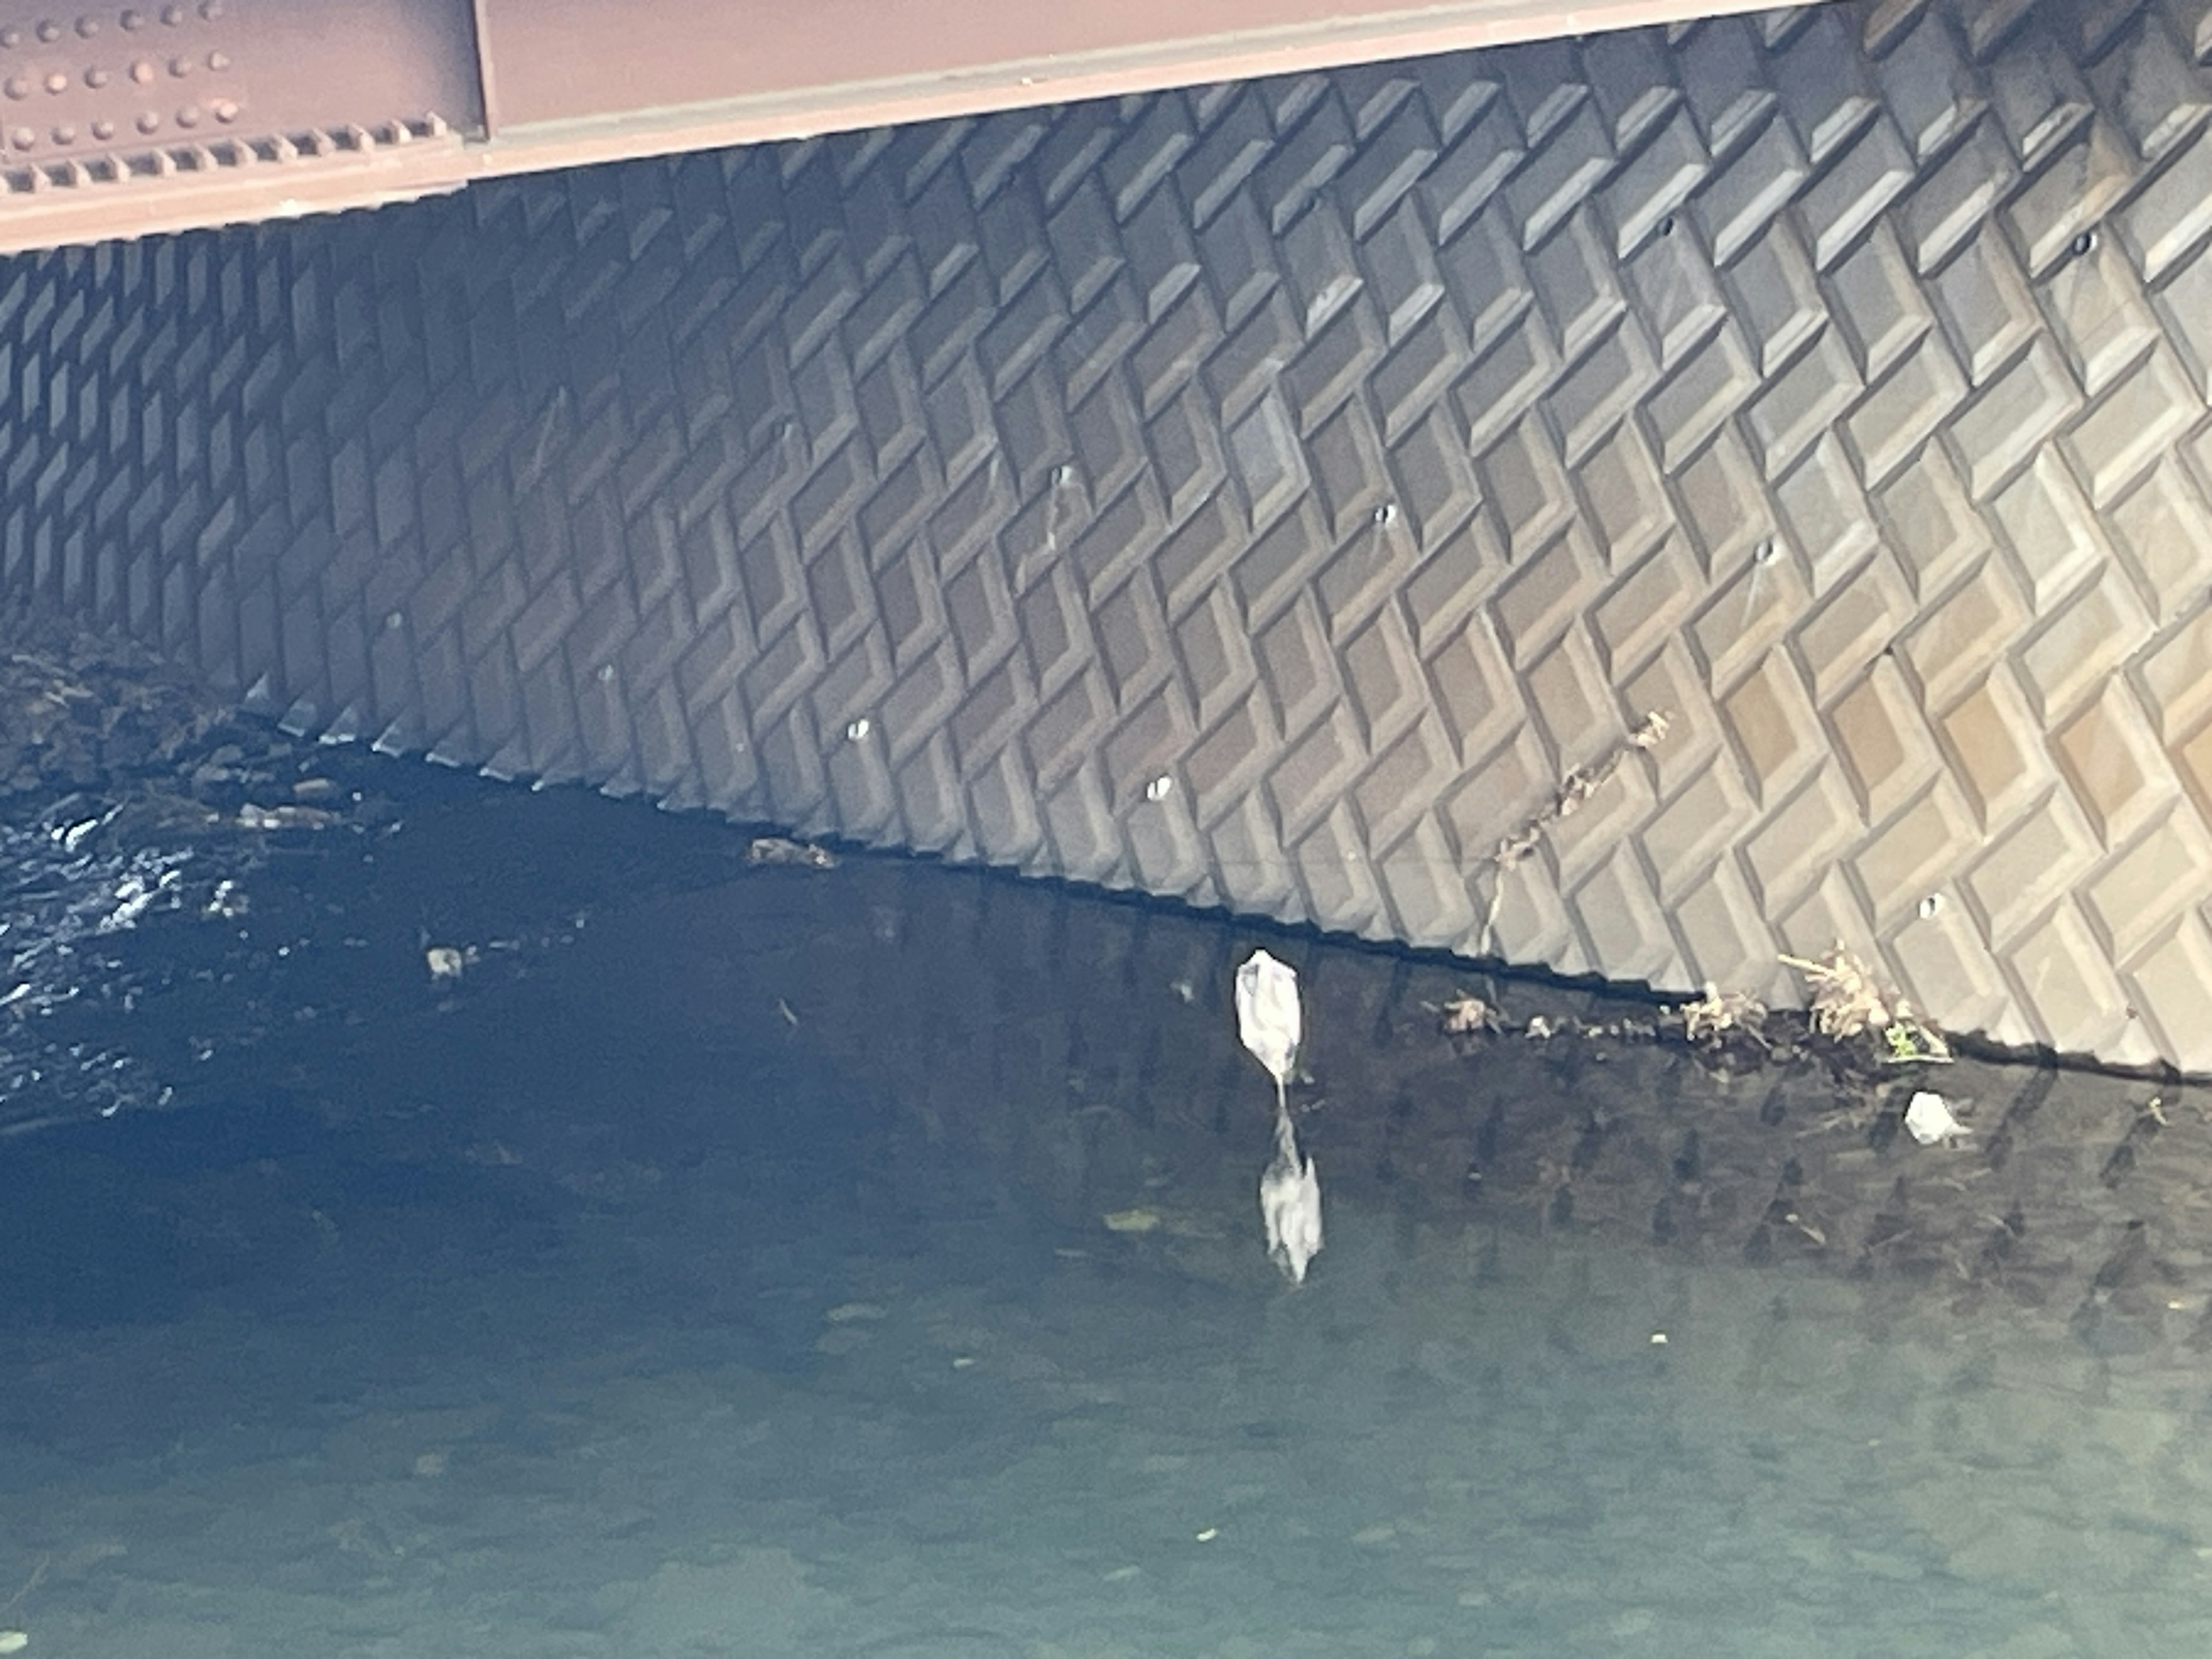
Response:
[4, 0, 2212, 1067]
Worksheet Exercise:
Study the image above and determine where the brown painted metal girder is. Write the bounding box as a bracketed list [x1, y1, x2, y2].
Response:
[0, 0, 1786, 252]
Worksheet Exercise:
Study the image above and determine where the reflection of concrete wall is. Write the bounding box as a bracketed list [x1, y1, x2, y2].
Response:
[554, 856, 2208, 1353]
[5, 0, 2212, 1067]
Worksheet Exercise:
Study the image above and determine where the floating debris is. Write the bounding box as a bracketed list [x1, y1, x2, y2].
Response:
[1237, 949, 1322, 1284]
[1782, 946, 1890, 1039]
[1672, 983, 1768, 1046]
[1880, 1017, 1952, 1065]
[1782, 945, 1952, 1063]
[424, 946, 467, 983]
[1903, 1090, 1969, 1146]
[1436, 992, 1499, 1037]
[1234, 949, 1301, 1116]
[746, 835, 838, 869]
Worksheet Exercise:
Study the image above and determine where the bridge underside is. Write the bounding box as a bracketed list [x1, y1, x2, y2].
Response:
[6, 0, 2212, 1069]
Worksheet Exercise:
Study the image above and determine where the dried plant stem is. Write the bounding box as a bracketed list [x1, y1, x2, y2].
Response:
[1477, 710, 1671, 956]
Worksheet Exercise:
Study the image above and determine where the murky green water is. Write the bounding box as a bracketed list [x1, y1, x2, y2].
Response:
[3, 713, 2210, 1658]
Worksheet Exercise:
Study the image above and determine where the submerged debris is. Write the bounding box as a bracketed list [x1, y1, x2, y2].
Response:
[237, 801, 339, 832]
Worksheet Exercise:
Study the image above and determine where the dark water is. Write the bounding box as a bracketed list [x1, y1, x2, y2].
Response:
[3, 709, 2210, 1658]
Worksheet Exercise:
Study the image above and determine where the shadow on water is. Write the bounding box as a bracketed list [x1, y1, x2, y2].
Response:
[3, 650, 2211, 1654]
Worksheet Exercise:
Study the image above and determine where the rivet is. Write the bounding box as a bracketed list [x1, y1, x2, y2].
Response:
[1144, 775, 1173, 802]
[384, 612, 403, 631]
[1051, 463, 1072, 486]
[2072, 228, 2097, 258]
[50, 123, 71, 143]
[168, 54, 188, 75]
[77, 16, 99, 36]
[134, 109, 156, 131]
[1373, 501, 1396, 526]
[209, 96, 233, 121]
[1753, 539, 1777, 565]
[845, 717, 870, 741]
[85, 66, 107, 86]
[200, 0, 223, 16]
[121, 8, 143, 26]
[206, 48, 225, 69]
[596, 663, 614, 683]
[10, 127, 32, 149]
[0, 29, 18, 47]
[162, 3, 185, 22]
[35, 20, 58, 41]
[43, 71, 65, 93]
[175, 104, 197, 126]
[1918, 893, 1942, 920]
[130, 58, 153, 82]
[2, 78, 24, 100]
[90, 116, 112, 138]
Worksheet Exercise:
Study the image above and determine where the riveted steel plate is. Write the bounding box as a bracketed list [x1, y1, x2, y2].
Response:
[7, 0, 2212, 1069]
[0, 0, 479, 165]
[0, 0, 479, 251]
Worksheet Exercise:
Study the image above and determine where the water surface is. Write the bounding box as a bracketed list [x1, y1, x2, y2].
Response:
[2, 712, 2207, 1658]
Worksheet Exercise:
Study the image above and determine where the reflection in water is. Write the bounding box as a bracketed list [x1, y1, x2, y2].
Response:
[0, 667, 2207, 1656]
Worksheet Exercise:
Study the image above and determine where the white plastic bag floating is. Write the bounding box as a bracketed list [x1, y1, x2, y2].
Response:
[1234, 949, 1301, 1113]
[1235, 949, 1323, 1283]
[1259, 1103, 1324, 1284]
[1903, 1090, 1967, 1146]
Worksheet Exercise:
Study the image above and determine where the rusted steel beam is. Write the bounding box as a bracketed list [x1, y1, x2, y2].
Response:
[469, 0, 1790, 157]
[0, 0, 1790, 252]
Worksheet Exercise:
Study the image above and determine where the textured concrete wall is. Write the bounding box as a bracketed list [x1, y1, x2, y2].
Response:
[4, 0, 2212, 1067]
